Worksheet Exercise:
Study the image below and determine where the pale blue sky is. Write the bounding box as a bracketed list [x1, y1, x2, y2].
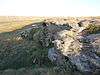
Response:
[0, 0, 100, 16]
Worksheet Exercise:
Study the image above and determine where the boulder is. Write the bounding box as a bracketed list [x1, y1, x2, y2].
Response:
[53, 28, 100, 74]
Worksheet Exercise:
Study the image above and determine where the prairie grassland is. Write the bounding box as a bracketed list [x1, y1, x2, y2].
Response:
[0, 16, 44, 33]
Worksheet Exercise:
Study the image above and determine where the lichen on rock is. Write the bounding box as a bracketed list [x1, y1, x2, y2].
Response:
[18, 19, 100, 75]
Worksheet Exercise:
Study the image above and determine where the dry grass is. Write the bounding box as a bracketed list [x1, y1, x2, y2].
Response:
[0, 16, 44, 33]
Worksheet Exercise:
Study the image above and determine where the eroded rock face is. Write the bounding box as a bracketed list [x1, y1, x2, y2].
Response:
[48, 20, 100, 74]
[52, 20, 100, 74]
[19, 20, 100, 74]
[87, 34, 100, 56]
[54, 30, 100, 73]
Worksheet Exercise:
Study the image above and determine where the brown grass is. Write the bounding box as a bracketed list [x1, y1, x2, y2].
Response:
[0, 16, 44, 33]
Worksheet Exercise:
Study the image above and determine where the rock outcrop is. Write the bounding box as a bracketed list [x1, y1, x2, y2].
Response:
[19, 19, 100, 75]
[53, 30, 100, 74]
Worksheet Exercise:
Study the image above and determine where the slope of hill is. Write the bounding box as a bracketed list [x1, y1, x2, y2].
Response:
[0, 16, 100, 75]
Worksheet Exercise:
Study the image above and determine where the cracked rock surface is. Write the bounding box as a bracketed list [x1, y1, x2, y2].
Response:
[18, 19, 100, 74]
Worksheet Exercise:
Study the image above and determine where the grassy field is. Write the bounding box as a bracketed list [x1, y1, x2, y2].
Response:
[0, 16, 44, 33]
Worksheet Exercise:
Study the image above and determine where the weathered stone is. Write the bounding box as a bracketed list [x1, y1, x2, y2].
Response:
[48, 47, 64, 65]
[87, 34, 100, 56]
[53, 29, 100, 74]
[18, 20, 100, 74]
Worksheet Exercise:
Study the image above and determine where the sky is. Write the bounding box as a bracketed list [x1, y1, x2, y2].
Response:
[0, 0, 100, 16]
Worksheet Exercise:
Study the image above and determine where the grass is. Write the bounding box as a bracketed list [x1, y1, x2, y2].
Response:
[0, 67, 82, 75]
[0, 18, 43, 33]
